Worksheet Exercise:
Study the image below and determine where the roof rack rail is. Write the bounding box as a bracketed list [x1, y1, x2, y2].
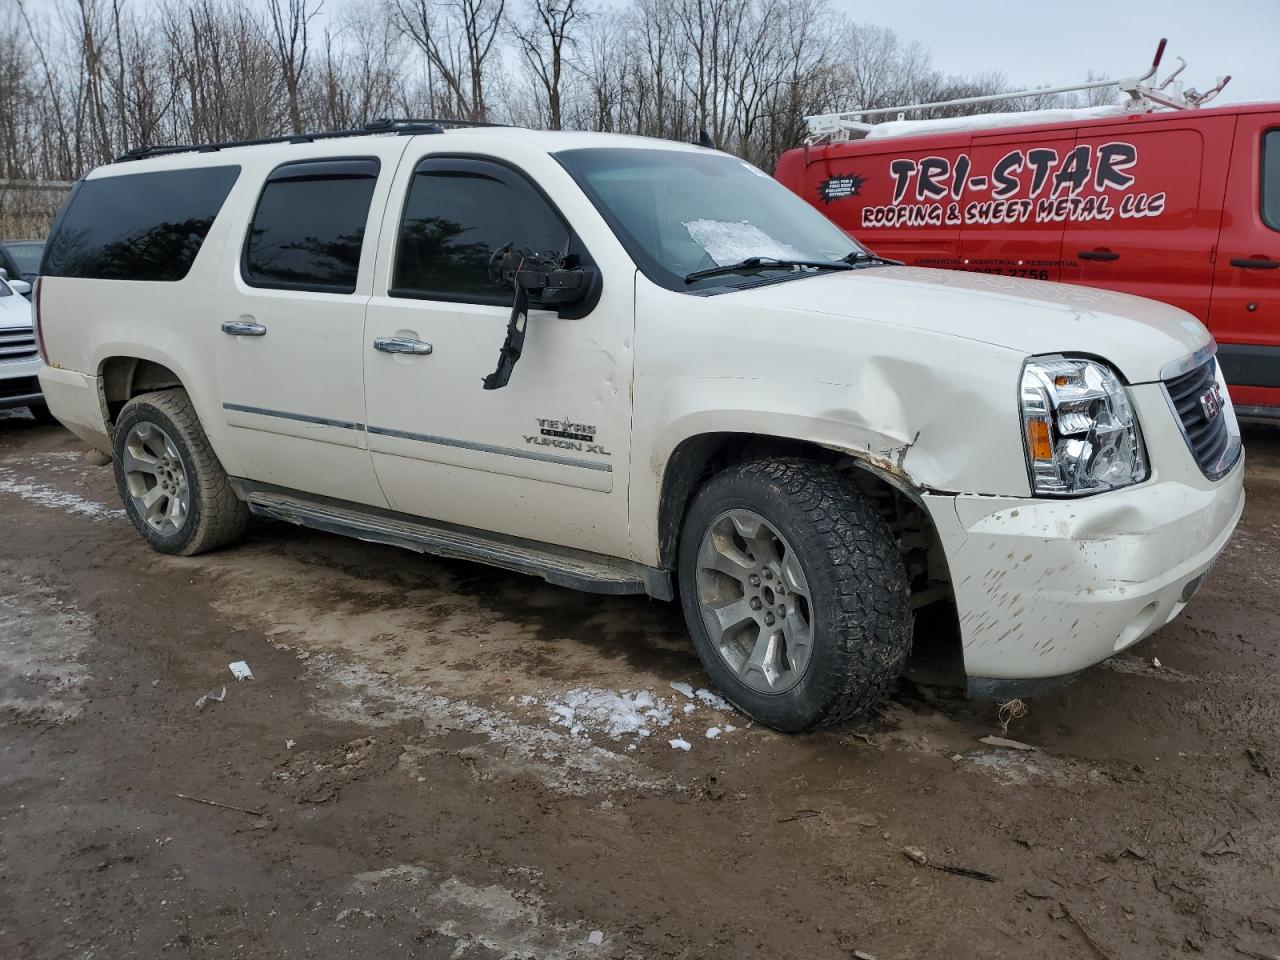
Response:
[113, 117, 511, 163]
[806, 38, 1232, 144]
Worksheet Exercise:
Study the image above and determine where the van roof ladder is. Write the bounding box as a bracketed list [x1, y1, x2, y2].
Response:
[804, 39, 1232, 144]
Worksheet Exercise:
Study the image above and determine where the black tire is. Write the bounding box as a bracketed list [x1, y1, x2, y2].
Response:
[677, 458, 912, 732]
[113, 388, 248, 556]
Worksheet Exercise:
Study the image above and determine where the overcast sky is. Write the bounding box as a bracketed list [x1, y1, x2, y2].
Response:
[837, 0, 1278, 106]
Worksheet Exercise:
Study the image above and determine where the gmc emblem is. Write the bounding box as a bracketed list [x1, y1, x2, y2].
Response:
[1199, 381, 1224, 422]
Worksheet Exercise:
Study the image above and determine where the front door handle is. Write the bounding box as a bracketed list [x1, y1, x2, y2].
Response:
[1077, 249, 1120, 262]
[374, 337, 433, 355]
[1230, 257, 1279, 270]
[222, 319, 267, 336]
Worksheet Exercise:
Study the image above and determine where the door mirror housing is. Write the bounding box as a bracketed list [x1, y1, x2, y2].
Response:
[8, 279, 31, 296]
[515, 265, 593, 307]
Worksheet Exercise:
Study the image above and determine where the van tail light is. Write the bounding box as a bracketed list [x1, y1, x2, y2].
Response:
[33, 276, 47, 363]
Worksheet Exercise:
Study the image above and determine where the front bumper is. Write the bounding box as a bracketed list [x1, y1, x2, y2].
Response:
[0, 355, 44, 410]
[924, 420, 1245, 693]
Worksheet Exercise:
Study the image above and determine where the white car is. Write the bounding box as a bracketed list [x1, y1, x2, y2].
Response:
[0, 275, 50, 420]
[36, 121, 1244, 730]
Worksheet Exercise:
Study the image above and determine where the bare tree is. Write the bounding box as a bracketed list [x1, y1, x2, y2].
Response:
[267, 0, 322, 134]
[510, 0, 584, 130]
[392, 0, 506, 120]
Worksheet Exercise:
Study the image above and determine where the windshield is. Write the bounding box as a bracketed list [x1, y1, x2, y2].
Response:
[556, 148, 868, 292]
[5, 242, 44, 275]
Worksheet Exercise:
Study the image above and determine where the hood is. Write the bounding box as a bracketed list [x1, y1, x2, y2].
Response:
[737, 266, 1209, 384]
[0, 289, 32, 328]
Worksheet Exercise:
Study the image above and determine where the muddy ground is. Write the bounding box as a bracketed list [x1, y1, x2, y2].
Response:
[1, 412, 1277, 960]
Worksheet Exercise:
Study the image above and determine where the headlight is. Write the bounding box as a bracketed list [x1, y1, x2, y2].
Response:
[1020, 357, 1147, 496]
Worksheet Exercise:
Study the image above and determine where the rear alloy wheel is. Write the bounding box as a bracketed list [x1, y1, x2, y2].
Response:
[678, 458, 913, 732]
[113, 389, 248, 556]
[120, 421, 191, 536]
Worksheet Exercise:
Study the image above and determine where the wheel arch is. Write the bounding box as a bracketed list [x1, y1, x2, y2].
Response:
[655, 432, 959, 652]
[99, 356, 186, 424]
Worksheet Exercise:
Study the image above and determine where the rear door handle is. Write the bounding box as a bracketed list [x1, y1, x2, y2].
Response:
[1230, 257, 1279, 270]
[1077, 249, 1120, 262]
[374, 337, 433, 355]
[222, 319, 267, 336]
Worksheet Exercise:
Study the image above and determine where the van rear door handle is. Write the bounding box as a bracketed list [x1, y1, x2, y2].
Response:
[1230, 257, 1279, 270]
[1077, 249, 1120, 262]
[222, 319, 266, 336]
[374, 337, 433, 355]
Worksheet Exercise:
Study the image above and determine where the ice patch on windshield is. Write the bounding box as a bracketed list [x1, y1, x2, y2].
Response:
[683, 219, 804, 266]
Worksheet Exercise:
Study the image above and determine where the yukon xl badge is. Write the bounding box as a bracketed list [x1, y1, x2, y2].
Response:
[1199, 381, 1224, 422]
[525, 417, 612, 456]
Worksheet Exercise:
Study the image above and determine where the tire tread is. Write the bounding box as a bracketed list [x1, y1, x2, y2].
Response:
[114, 388, 248, 556]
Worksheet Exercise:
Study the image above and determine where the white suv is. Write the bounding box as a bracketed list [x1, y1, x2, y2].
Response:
[0, 275, 50, 419]
[36, 120, 1244, 730]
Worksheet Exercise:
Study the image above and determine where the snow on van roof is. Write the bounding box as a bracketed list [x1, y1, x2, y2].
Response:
[853, 105, 1133, 142]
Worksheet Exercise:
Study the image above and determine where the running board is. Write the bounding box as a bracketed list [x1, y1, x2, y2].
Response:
[235, 482, 669, 599]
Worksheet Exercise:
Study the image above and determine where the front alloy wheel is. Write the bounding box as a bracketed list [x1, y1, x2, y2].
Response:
[695, 509, 813, 694]
[677, 458, 913, 731]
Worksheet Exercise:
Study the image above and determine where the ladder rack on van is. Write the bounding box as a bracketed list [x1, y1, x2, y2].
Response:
[805, 39, 1232, 144]
[113, 117, 510, 163]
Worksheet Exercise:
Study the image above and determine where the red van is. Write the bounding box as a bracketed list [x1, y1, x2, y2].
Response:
[776, 102, 1280, 417]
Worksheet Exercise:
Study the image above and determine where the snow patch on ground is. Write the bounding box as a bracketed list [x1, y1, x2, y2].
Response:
[670, 681, 736, 715]
[0, 468, 123, 521]
[349, 865, 607, 958]
[544, 688, 673, 739]
[305, 654, 675, 796]
[668, 738, 691, 751]
[0, 567, 95, 725]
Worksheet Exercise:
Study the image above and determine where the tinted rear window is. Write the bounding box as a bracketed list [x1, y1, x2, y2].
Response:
[243, 159, 379, 293]
[43, 167, 240, 281]
[1264, 129, 1280, 232]
[5, 242, 43, 274]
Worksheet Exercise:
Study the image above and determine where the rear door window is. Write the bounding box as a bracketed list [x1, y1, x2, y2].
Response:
[1264, 129, 1280, 231]
[42, 167, 240, 281]
[243, 158, 380, 293]
[391, 158, 570, 303]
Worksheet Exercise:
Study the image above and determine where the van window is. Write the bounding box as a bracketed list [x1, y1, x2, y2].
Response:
[42, 167, 239, 282]
[391, 159, 570, 303]
[1264, 129, 1280, 231]
[243, 159, 380, 294]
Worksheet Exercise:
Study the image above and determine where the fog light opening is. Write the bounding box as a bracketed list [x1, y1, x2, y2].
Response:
[1180, 572, 1208, 604]
[1114, 600, 1162, 652]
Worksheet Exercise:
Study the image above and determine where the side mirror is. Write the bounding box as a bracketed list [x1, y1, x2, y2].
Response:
[8, 279, 31, 296]
[0, 267, 8, 280]
[515, 265, 591, 307]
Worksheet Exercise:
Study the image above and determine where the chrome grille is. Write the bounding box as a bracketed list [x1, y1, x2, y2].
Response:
[0, 325, 37, 363]
[1164, 357, 1237, 478]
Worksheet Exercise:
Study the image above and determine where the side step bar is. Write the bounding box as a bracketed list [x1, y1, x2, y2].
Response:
[233, 481, 671, 599]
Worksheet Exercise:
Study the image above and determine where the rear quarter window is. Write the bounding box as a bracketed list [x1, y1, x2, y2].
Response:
[43, 166, 240, 282]
[1264, 129, 1280, 231]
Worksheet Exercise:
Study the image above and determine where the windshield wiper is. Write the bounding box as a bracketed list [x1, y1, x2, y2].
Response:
[683, 256, 854, 284]
[842, 251, 905, 267]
